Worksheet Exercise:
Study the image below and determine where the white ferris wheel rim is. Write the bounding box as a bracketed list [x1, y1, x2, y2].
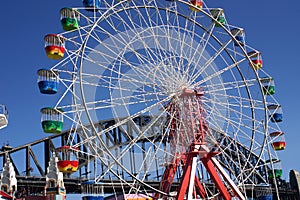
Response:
[47, 0, 283, 197]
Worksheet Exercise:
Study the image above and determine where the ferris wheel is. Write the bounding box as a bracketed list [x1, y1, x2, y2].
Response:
[38, 0, 286, 199]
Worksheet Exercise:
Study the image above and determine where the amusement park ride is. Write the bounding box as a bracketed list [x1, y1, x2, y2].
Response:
[1, 0, 299, 199]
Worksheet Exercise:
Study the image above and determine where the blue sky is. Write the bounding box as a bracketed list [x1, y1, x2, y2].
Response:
[0, 0, 299, 185]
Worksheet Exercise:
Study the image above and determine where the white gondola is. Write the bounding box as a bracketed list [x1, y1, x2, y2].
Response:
[0, 105, 8, 129]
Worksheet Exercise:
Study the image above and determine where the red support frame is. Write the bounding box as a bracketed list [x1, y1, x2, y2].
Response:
[201, 154, 232, 200]
[157, 89, 244, 200]
[156, 156, 181, 199]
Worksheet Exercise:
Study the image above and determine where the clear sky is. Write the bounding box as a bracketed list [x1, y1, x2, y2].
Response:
[0, 0, 299, 185]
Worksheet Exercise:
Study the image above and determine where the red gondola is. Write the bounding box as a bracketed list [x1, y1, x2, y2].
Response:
[44, 34, 66, 60]
[272, 141, 286, 151]
[270, 132, 286, 151]
[247, 51, 262, 70]
[56, 146, 79, 173]
[189, 0, 203, 12]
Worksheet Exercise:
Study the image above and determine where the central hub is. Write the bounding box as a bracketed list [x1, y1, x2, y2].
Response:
[179, 88, 204, 98]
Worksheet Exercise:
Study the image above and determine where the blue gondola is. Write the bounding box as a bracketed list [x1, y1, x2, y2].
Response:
[267, 104, 283, 123]
[81, 180, 104, 200]
[83, 0, 101, 11]
[257, 195, 273, 200]
[255, 185, 273, 200]
[82, 196, 104, 200]
[37, 69, 59, 94]
[230, 28, 245, 46]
